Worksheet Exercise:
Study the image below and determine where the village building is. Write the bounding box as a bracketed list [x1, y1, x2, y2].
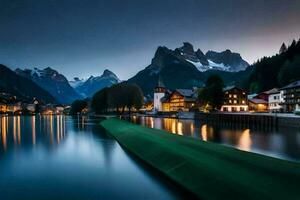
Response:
[7, 102, 22, 113]
[280, 80, 300, 112]
[153, 78, 197, 112]
[268, 88, 284, 112]
[0, 102, 8, 113]
[153, 78, 167, 112]
[221, 86, 248, 112]
[161, 89, 197, 112]
[248, 98, 268, 112]
[248, 88, 279, 112]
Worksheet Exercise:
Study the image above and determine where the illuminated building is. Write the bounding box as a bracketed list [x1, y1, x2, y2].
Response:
[268, 89, 284, 112]
[248, 98, 268, 112]
[161, 89, 197, 112]
[221, 86, 248, 112]
[280, 80, 300, 112]
[153, 76, 167, 112]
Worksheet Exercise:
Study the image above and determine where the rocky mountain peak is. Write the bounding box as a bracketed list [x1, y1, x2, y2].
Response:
[15, 67, 81, 104]
[74, 69, 121, 97]
[102, 69, 116, 77]
[181, 42, 195, 54]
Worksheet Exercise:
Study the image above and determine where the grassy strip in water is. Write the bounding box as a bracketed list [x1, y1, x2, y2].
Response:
[100, 118, 300, 199]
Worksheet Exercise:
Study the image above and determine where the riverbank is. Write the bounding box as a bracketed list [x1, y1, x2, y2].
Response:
[196, 112, 300, 128]
[100, 119, 300, 199]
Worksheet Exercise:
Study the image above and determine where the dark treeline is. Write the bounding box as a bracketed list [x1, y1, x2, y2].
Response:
[91, 82, 144, 114]
[198, 75, 224, 111]
[70, 99, 88, 115]
[245, 38, 300, 93]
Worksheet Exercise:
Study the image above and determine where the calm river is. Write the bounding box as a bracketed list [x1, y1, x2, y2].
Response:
[128, 116, 300, 162]
[0, 115, 189, 200]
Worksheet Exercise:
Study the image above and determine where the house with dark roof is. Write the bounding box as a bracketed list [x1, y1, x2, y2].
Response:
[161, 89, 197, 112]
[247, 88, 280, 112]
[248, 98, 268, 112]
[153, 78, 197, 112]
[280, 80, 300, 112]
[221, 86, 248, 112]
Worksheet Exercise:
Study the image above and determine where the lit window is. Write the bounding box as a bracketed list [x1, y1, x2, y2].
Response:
[229, 94, 232, 98]
[233, 94, 237, 98]
[242, 100, 245, 104]
[229, 100, 232, 103]
[234, 100, 237, 104]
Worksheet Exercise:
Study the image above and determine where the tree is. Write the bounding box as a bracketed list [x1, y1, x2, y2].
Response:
[127, 84, 144, 113]
[91, 82, 144, 114]
[278, 56, 300, 86]
[245, 38, 300, 93]
[279, 43, 287, 54]
[70, 100, 88, 115]
[91, 87, 109, 114]
[198, 75, 224, 111]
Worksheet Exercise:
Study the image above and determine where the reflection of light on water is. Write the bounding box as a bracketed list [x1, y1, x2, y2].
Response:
[132, 115, 137, 123]
[1, 115, 67, 150]
[238, 129, 252, 151]
[13, 117, 17, 144]
[57, 115, 61, 143]
[50, 115, 54, 144]
[201, 124, 208, 141]
[17, 116, 21, 145]
[32, 116, 36, 145]
[190, 123, 194, 136]
[177, 122, 183, 135]
[1, 117, 7, 150]
[150, 117, 154, 128]
[171, 120, 176, 134]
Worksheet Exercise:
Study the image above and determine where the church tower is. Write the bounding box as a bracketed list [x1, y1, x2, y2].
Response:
[153, 75, 166, 112]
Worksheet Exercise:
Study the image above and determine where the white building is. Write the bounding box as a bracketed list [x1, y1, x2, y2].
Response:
[268, 88, 284, 112]
[153, 77, 166, 112]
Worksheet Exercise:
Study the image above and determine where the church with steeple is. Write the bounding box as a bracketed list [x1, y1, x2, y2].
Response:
[153, 76, 197, 112]
[153, 76, 166, 112]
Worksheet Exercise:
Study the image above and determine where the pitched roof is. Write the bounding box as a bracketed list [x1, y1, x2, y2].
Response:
[249, 98, 268, 104]
[261, 88, 279, 95]
[223, 86, 246, 92]
[280, 80, 300, 90]
[247, 93, 257, 99]
[175, 89, 194, 97]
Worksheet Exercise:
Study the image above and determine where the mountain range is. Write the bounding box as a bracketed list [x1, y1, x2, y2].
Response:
[0, 42, 276, 104]
[14, 67, 121, 103]
[174, 42, 249, 72]
[128, 42, 250, 96]
[15, 67, 82, 104]
[0, 64, 56, 103]
[72, 69, 121, 97]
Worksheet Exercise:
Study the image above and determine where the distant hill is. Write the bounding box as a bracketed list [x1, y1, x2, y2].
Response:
[245, 39, 300, 93]
[72, 69, 121, 97]
[0, 64, 56, 103]
[15, 67, 81, 104]
[127, 43, 250, 96]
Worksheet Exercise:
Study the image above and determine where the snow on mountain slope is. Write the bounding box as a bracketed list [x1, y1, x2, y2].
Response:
[186, 59, 230, 72]
[75, 69, 121, 97]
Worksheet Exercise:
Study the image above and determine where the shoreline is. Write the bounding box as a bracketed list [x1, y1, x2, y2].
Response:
[100, 119, 300, 199]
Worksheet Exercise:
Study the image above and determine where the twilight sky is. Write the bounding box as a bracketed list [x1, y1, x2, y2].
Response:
[0, 0, 299, 80]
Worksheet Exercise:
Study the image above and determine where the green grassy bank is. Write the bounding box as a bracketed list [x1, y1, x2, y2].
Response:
[100, 119, 300, 199]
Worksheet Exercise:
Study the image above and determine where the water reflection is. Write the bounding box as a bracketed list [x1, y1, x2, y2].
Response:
[0, 115, 66, 152]
[0, 115, 188, 199]
[127, 116, 300, 161]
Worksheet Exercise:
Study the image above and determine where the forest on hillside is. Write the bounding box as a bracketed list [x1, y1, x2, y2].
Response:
[245, 39, 300, 93]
